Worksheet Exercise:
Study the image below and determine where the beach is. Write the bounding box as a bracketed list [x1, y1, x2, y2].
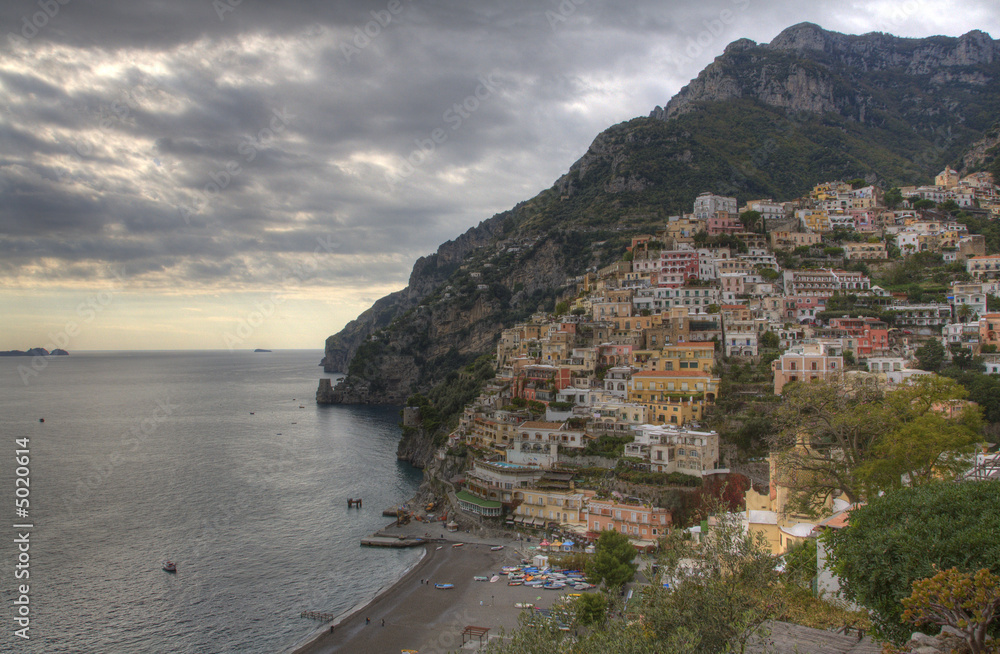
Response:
[291, 523, 582, 654]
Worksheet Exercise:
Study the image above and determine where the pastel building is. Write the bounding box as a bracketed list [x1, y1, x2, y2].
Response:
[587, 498, 671, 546]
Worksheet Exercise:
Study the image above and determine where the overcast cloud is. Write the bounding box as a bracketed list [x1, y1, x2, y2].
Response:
[1, 0, 997, 349]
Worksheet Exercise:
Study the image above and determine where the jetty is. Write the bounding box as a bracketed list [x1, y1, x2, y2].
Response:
[360, 536, 424, 548]
[347, 498, 362, 508]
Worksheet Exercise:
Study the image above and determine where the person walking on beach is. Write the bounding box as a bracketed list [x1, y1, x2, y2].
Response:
[381, 618, 385, 627]
[365, 617, 370, 625]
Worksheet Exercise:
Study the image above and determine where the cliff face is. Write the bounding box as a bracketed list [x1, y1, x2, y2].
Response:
[321, 213, 507, 374]
[651, 23, 998, 124]
[322, 235, 582, 405]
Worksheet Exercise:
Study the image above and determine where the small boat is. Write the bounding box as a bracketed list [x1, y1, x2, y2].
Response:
[508, 580, 523, 586]
[490, 545, 504, 551]
[162, 561, 177, 573]
[452, 543, 464, 548]
[435, 546, 443, 550]
[490, 575, 500, 583]
[473, 576, 489, 582]
[543, 582, 566, 590]
[434, 583, 454, 590]
[514, 602, 533, 609]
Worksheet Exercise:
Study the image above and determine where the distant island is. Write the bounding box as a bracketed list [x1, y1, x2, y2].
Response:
[253, 348, 272, 353]
[0, 348, 68, 357]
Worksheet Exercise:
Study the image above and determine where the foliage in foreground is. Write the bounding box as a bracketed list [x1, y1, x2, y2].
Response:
[481, 510, 781, 654]
[902, 567, 1000, 654]
[825, 480, 1000, 644]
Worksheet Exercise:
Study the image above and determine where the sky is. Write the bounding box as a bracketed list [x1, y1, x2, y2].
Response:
[1, 0, 998, 351]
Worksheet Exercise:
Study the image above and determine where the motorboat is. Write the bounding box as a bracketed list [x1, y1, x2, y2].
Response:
[162, 561, 177, 573]
[434, 583, 454, 589]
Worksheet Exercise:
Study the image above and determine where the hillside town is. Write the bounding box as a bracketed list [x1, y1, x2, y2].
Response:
[415, 169, 1000, 564]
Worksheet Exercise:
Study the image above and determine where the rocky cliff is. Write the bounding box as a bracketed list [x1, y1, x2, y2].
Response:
[651, 23, 998, 125]
[322, 23, 1000, 417]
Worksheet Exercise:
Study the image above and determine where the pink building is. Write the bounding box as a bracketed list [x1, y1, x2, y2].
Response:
[659, 250, 700, 287]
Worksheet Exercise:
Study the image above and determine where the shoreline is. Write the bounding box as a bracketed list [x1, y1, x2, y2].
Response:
[288, 520, 581, 654]
[287, 539, 436, 654]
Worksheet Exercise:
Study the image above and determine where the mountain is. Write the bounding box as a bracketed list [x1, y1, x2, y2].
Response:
[319, 23, 1000, 412]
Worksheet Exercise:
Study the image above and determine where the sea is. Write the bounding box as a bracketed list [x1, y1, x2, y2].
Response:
[0, 350, 424, 653]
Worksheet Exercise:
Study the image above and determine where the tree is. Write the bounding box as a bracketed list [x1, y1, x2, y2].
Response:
[916, 338, 946, 372]
[884, 187, 904, 209]
[958, 303, 975, 323]
[589, 529, 638, 589]
[759, 331, 779, 350]
[648, 512, 781, 653]
[770, 376, 892, 511]
[825, 481, 1000, 643]
[902, 567, 1000, 654]
[739, 210, 764, 233]
[574, 592, 607, 626]
[771, 376, 980, 511]
[842, 349, 856, 366]
[914, 198, 936, 210]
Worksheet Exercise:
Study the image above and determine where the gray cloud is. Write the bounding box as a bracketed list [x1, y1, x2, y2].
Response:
[0, 0, 996, 294]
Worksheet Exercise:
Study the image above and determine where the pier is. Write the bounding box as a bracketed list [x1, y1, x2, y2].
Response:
[360, 536, 425, 548]
[347, 498, 362, 508]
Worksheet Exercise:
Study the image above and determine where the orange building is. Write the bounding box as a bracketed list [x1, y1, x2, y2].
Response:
[587, 498, 671, 545]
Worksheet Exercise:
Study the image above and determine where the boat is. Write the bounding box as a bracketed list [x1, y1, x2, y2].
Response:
[490, 575, 500, 583]
[452, 543, 464, 548]
[543, 582, 566, 590]
[473, 576, 489, 582]
[162, 561, 177, 573]
[490, 545, 504, 551]
[507, 580, 523, 586]
[435, 546, 443, 550]
[434, 583, 454, 589]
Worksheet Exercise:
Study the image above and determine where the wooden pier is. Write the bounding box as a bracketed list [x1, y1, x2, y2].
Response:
[360, 536, 424, 548]
[347, 497, 362, 508]
[300, 610, 338, 622]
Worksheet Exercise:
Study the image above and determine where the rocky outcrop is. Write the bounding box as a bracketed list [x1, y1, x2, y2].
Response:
[651, 24, 999, 122]
[397, 426, 438, 468]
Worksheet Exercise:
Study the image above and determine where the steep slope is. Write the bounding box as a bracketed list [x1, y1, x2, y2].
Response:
[320, 23, 1000, 410]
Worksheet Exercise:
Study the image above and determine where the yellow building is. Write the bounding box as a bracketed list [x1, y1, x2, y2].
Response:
[628, 370, 720, 425]
[515, 487, 594, 530]
[743, 452, 849, 555]
[657, 342, 716, 373]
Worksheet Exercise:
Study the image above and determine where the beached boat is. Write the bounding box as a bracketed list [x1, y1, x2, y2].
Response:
[490, 545, 504, 551]
[473, 576, 489, 582]
[490, 575, 500, 583]
[162, 561, 177, 573]
[507, 580, 523, 586]
[451, 543, 464, 548]
[543, 582, 566, 590]
[434, 583, 454, 589]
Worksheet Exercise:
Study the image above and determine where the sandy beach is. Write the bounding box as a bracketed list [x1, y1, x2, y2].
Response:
[291, 524, 583, 654]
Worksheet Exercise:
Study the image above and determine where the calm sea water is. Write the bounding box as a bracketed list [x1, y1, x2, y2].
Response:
[0, 350, 422, 653]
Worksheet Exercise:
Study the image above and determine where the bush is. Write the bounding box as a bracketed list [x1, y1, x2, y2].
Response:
[825, 481, 1000, 644]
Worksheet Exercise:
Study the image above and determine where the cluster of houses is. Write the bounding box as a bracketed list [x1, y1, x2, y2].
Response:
[427, 169, 1000, 552]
